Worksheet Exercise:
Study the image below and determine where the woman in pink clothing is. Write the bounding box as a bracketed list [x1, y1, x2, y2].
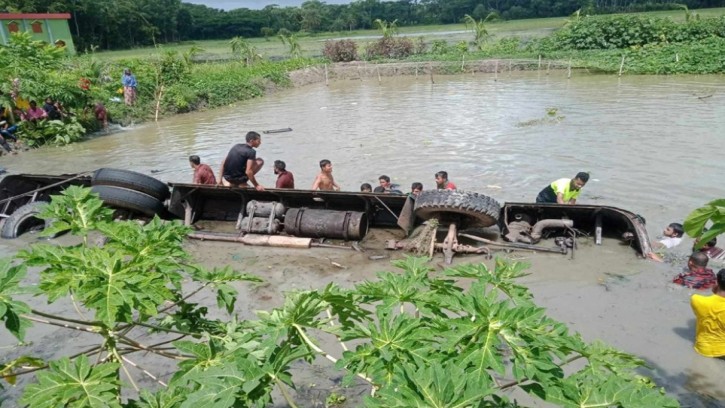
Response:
[25, 100, 47, 122]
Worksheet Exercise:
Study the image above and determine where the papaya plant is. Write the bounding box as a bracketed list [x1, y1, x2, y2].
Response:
[684, 199, 725, 247]
[0, 187, 679, 407]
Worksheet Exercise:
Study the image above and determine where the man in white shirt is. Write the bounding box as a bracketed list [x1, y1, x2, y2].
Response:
[659, 222, 684, 249]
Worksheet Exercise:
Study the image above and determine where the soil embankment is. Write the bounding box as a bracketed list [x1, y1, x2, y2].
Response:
[288, 59, 569, 87]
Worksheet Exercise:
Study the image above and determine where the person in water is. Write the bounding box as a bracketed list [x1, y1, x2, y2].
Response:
[273, 160, 294, 189]
[648, 222, 686, 262]
[690, 268, 725, 358]
[374, 175, 403, 194]
[434, 171, 456, 190]
[189, 155, 216, 185]
[658, 222, 685, 249]
[410, 182, 423, 197]
[673, 252, 717, 290]
[360, 183, 372, 193]
[694, 236, 725, 263]
[312, 159, 340, 191]
[536, 172, 589, 204]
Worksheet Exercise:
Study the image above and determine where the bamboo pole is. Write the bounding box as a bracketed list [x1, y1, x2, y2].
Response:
[376, 65, 381, 83]
[618, 55, 625, 77]
[324, 63, 329, 86]
[154, 85, 164, 122]
[538, 55, 542, 70]
[461, 54, 465, 71]
[429, 62, 434, 84]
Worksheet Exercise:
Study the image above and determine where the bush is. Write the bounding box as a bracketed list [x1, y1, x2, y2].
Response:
[17, 117, 86, 147]
[481, 37, 523, 56]
[323, 39, 359, 62]
[552, 15, 725, 50]
[365, 37, 415, 59]
[553, 15, 675, 50]
[430, 39, 452, 55]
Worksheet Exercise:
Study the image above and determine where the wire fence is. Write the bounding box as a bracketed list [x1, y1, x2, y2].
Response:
[290, 58, 575, 86]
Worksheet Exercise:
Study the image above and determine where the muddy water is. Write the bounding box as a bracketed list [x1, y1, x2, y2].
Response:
[1, 71, 724, 406]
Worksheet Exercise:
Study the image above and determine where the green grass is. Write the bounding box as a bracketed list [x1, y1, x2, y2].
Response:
[93, 7, 725, 61]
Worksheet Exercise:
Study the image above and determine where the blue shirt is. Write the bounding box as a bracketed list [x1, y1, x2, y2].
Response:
[122, 74, 137, 87]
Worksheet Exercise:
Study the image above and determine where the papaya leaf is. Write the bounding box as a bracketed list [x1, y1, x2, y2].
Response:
[697, 222, 725, 248]
[38, 186, 114, 237]
[126, 388, 186, 408]
[20, 355, 120, 408]
[542, 372, 678, 408]
[0, 259, 32, 341]
[684, 199, 725, 238]
[0, 355, 44, 385]
[75, 248, 173, 325]
[189, 266, 262, 314]
[318, 283, 371, 327]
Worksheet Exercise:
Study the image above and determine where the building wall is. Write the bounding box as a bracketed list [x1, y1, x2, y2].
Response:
[0, 17, 76, 55]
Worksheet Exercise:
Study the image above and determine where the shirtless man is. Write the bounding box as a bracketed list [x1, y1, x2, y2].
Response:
[311, 159, 340, 191]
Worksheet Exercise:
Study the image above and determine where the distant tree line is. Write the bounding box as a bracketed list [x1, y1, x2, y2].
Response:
[1, 0, 722, 50]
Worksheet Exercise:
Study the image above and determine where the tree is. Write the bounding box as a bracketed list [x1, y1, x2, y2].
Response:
[278, 33, 303, 59]
[374, 18, 399, 38]
[463, 14, 489, 50]
[229, 36, 262, 66]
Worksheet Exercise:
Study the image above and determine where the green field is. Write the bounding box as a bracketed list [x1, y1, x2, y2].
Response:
[93, 7, 725, 62]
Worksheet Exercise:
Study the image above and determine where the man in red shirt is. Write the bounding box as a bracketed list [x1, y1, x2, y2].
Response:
[673, 252, 717, 290]
[274, 160, 294, 189]
[189, 155, 216, 185]
[435, 171, 457, 190]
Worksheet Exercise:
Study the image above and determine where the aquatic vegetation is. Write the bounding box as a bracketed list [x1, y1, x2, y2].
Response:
[517, 107, 566, 127]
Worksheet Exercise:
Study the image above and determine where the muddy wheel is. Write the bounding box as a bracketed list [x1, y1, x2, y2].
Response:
[1, 201, 53, 239]
[92, 168, 170, 201]
[91, 186, 164, 217]
[414, 190, 501, 228]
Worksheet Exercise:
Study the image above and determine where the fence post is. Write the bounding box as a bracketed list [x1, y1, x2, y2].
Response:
[567, 59, 572, 79]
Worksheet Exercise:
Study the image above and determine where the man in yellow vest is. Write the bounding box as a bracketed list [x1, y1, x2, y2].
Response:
[535, 172, 589, 204]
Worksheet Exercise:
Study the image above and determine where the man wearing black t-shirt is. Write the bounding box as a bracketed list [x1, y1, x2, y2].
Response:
[219, 131, 265, 190]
